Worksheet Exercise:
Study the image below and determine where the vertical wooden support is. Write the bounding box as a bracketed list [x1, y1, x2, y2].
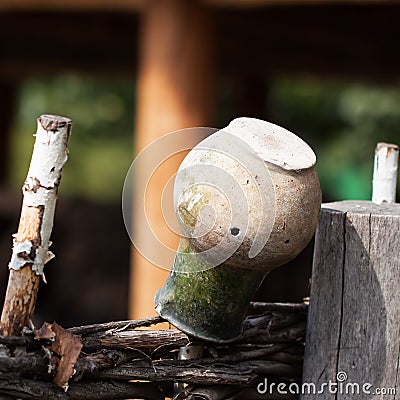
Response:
[302, 200, 400, 398]
[130, 0, 214, 318]
[0, 115, 71, 336]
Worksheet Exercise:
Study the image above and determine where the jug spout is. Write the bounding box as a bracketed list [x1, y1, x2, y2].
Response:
[155, 250, 265, 342]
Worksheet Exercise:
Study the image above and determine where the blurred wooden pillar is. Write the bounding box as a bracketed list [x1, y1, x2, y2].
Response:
[130, 0, 214, 318]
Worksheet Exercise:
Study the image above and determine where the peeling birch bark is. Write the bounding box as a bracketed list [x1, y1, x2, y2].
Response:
[0, 114, 71, 336]
[372, 142, 399, 204]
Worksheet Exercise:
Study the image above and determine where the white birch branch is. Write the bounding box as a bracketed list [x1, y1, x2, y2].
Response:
[372, 142, 399, 204]
[0, 115, 72, 336]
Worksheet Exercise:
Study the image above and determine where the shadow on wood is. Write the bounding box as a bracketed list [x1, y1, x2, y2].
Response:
[302, 201, 400, 398]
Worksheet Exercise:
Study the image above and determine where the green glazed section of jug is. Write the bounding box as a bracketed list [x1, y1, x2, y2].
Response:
[154, 239, 265, 342]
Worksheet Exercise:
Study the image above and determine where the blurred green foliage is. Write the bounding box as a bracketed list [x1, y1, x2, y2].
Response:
[10, 75, 400, 202]
[10, 75, 135, 201]
[270, 78, 400, 201]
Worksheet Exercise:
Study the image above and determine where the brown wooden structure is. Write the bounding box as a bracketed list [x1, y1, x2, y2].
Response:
[0, 302, 307, 399]
[1, 0, 400, 319]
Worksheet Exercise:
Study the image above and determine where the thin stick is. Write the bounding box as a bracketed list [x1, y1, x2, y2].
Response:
[174, 345, 204, 395]
[69, 316, 164, 336]
[0, 115, 71, 336]
[248, 302, 308, 314]
[372, 142, 399, 204]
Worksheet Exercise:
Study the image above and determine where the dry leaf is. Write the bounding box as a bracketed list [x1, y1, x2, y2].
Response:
[36, 322, 83, 390]
[34, 322, 56, 341]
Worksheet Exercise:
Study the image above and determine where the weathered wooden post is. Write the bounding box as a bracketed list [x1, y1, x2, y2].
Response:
[302, 143, 400, 398]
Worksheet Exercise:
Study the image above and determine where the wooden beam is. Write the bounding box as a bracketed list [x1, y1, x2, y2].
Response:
[0, 0, 399, 13]
[129, 0, 214, 319]
[0, 12, 138, 79]
[2, 4, 400, 81]
[0, 0, 144, 12]
[203, 0, 400, 7]
[215, 4, 400, 80]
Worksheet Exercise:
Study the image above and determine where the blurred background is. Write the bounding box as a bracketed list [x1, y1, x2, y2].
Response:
[0, 0, 400, 327]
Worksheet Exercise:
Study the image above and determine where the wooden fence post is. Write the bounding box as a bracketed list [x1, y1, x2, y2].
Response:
[0, 115, 71, 336]
[302, 144, 400, 398]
